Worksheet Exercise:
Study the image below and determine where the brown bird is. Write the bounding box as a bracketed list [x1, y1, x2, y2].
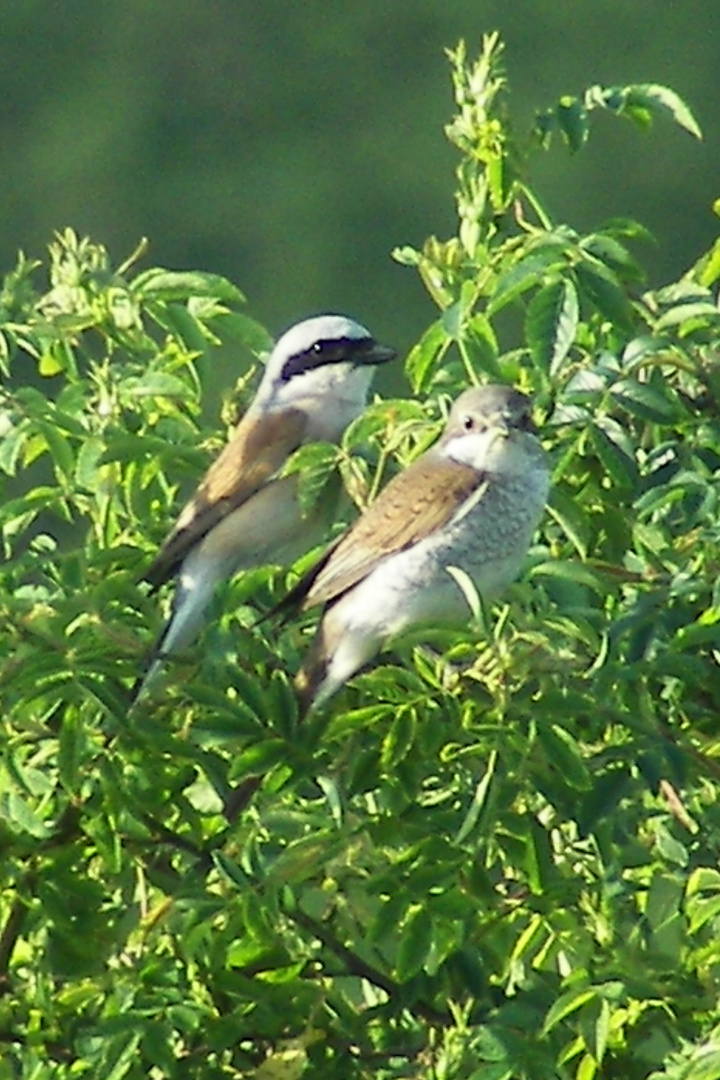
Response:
[133, 314, 396, 701]
[279, 384, 549, 714]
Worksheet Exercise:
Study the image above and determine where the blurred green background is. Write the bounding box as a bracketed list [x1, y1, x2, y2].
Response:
[1, 1, 718, 362]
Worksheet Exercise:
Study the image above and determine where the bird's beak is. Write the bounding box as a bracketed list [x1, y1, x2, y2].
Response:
[495, 414, 512, 438]
[357, 342, 397, 367]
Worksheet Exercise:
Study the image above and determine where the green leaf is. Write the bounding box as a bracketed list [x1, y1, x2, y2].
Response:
[404, 319, 449, 394]
[455, 748, 497, 844]
[655, 300, 720, 331]
[695, 237, 720, 288]
[546, 487, 590, 558]
[580, 233, 645, 284]
[530, 559, 608, 594]
[556, 95, 589, 151]
[538, 724, 591, 790]
[396, 906, 433, 982]
[576, 260, 634, 330]
[380, 706, 418, 769]
[525, 277, 579, 375]
[58, 712, 82, 794]
[610, 379, 679, 423]
[589, 419, 638, 488]
[543, 987, 597, 1034]
[0, 791, 51, 838]
[684, 1050, 720, 1080]
[0, 417, 29, 476]
[216, 310, 273, 352]
[212, 851, 250, 890]
[489, 245, 569, 316]
[228, 739, 290, 781]
[686, 868, 720, 898]
[622, 83, 702, 140]
[687, 894, 720, 935]
[579, 996, 611, 1065]
[36, 419, 75, 480]
[99, 1031, 143, 1080]
[281, 441, 340, 515]
[122, 371, 195, 399]
[132, 268, 245, 303]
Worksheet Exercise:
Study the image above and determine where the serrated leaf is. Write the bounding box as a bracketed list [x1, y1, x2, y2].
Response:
[546, 487, 590, 558]
[623, 83, 702, 140]
[281, 441, 339, 515]
[0, 418, 29, 476]
[655, 301, 720, 331]
[530, 559, 607, 594]
[610, 379, 678, 424]
[525, 278, 579, 375]
[557, 95, 589, 152]
[58, 712, 82, 794]
[98, 436, 161, 467]
[228, 739, 289, 782]
[133, 268, 245, 303]
[489, 246, 569, 316]
[212, 851, 249, 891]
[543, 987, 597, 1034]
[151, 301, 210, 351]
[36, 420, 75, 480]
[455, 748, 497, 844]
[380, 707, 418, 769]
[122, 371, 194, 399]
[686, 868, 720, 898]
[216, 310, 273, 352]
[576, 261, 634, 331]
[0, 791, 51, 838]
[684, 1049, 720, 1080]
[464, 313, 503, 379]
[75, 436, 105, 489]
[100, 1031, 144, 1080]
[404, 319, 449, 394]
[687, 895, 720, 935]
[580, 233, 645, 284]
[695, 237, 720, 289]
[579, 996, 611, 1065]
[396, 906, 433, 982]
[589, 420, 638, 488]
[538, 724, 591, 790]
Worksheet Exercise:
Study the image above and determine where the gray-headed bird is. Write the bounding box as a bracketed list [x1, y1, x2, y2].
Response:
[280, 384, 549, 714]
[133, 314, 396, 701]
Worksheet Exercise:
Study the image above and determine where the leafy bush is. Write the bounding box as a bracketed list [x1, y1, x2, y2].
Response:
[1, 33, 720, 1080]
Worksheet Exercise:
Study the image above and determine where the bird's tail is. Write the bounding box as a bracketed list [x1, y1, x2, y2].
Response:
[130, 572, 218, 707]
[293, 636, 328, 721]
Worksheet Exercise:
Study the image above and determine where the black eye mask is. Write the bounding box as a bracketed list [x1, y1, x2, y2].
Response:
[280, 336, 377, 383]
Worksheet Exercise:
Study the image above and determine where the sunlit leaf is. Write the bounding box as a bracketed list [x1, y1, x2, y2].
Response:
[525, 277, 579, 375]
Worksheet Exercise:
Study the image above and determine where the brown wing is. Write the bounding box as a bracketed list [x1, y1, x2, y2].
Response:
[297, 453, 484, 610]
[144, 406, 308, 589]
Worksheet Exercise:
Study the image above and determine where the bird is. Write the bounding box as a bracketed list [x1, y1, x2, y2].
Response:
[132, 313, 397, 702]
[278, 384, 550, 714]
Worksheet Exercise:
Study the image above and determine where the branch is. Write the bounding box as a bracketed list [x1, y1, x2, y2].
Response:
[288, 907, 452, 1027]
[0, 895, 30, 993]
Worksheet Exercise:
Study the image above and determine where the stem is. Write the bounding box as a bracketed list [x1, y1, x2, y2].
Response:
[0, 895, 30, 990]
[288, 907, 452, 1027]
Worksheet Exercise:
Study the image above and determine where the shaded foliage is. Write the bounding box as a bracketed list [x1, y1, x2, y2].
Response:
[1, 36, 720, 1080]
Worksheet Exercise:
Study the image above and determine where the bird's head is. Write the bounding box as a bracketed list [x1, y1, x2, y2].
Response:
[441, 385, 542, 474]
[252, 314, 396, 440]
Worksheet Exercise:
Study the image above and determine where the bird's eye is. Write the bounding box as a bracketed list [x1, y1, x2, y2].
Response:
[462, 414, 474, 431]
[311, 341, 324, 354]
